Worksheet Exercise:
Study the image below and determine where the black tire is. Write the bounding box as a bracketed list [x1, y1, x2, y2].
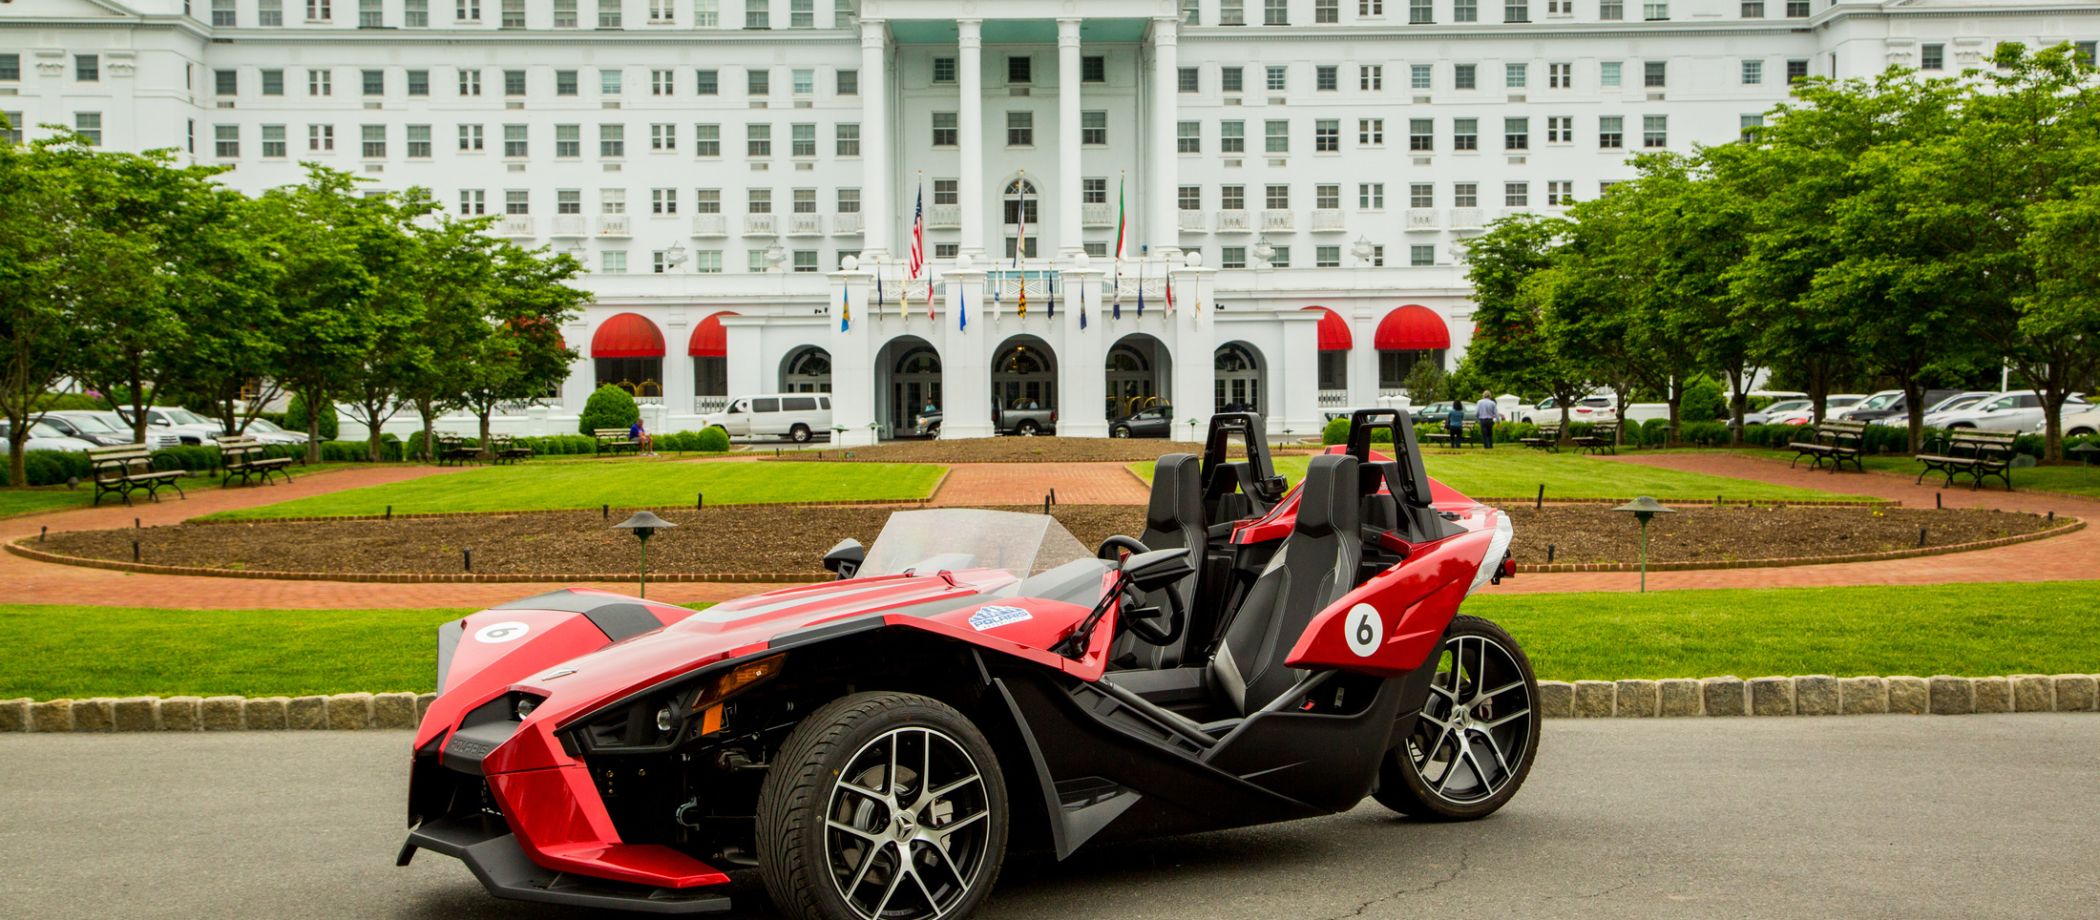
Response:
[1110, 425, 1131, 439]
[757, 692, 1008, 920]
[790, 424, 813, 444]
[1374, 615, 1539, 821]
[1947, 422, 1975, 430]
[1017, 420, 1040, 436]
[2070, 428, 2096, 438]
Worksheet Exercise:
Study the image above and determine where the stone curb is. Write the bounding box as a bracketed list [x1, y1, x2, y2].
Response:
[5, 676, 2095, 732]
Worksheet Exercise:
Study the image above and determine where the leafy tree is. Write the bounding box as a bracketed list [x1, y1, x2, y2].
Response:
[254, 166, 388, 462]
[1456, 214, 1587, 436]
[461, 244, 588, 446]
[0, 130, 102, 487]
[1400, 354, 1447, 403]
[395, 212, 501, 460]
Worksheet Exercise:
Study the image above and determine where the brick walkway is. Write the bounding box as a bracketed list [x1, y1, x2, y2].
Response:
[930, 462, 1151, 507]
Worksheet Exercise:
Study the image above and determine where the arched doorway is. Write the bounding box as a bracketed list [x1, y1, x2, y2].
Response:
[688, 311, 737, 413]
[876, 335, 942, 438]
[991, 335, 1056, 433]
[1002, 177, 1040, 260]
[591, 312, 665, 400]
[1374, 305, 1451, 395]
[1105, 333, 1172, 420]
[779, 346, 832, 393]
[1214, 342, 1265, 415]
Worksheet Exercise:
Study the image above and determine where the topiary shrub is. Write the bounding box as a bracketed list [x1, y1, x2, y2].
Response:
[578, 385, 640, 436]
[285, 393, 339, 441]
[693, 426, 730, 452]
[1680, 377, 1729, 423]
[1322, 417, 1352, 445]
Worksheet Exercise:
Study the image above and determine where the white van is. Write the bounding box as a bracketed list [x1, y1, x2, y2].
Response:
[698, 394, 833, 443]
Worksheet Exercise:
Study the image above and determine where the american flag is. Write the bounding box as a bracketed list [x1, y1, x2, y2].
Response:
[908, 182, 929, 319]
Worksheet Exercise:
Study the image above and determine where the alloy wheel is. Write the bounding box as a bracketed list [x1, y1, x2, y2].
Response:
[1406, 633, 1534, 805]
[824, 727, 993, 920]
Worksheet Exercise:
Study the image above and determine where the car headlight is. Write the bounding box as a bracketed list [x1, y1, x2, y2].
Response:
[564, 654, 785, 754]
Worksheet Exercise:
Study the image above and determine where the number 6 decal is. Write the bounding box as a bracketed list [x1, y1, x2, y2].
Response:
[1344, 603, 1382, 658]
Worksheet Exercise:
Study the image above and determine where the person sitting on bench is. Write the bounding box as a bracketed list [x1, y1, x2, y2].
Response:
[628, 419, 655, 456]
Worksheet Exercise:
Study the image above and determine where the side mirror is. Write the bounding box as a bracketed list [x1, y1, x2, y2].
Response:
[823, 538, 866, 580]
[1120, 547, 1193, 593]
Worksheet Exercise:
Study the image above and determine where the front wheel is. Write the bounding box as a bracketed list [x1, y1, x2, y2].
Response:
[1374, 615, 1539, 821]
[790, 424, 813, 444]
[1110, 425, 1131, 438]
[757, 692, 1008, 920]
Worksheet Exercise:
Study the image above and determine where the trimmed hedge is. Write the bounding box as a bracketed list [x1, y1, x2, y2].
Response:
[578, 386, 640, 436]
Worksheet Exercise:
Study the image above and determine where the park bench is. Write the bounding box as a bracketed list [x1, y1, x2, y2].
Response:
[86, 444, 186, 507]
[213, 435, 295, 487]
[435, 434, 482, 467]
[593, 428, 641, 456]
[1915, 429, 2019, 491]
[1571, 421, 1619, 456]
[489, 433, 534, 465]
[1787, 419, 1868, 473]
[1519, 422, 1562, 452]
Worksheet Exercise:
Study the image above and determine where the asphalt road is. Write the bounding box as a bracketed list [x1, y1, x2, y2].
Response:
[2, 716, 2095, 920]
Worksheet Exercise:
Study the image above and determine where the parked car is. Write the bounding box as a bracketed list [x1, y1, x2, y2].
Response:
[1409, 401, 1460, 427]
[1840, 389, 1964, 424]
[1933, 390, 2091, 433]
[0, 420, 97, 453]
[240, 416, 310, 445]
[2052, 406, 2100, 439]
[992, 399, 1057, 436]
[911, 409, 943, 438]
[1518, 395, 1616, 425]
[1760, 394, 1869, 426]
[697, 394, 833, 443]
[1109, 405, 1175, 438]
[116, 405, 226, 446]
[36, 411, 137, 447]
[1882, 391, 1996, 428]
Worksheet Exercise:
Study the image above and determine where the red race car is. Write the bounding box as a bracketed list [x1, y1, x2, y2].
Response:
[398, 410, 1537, 919]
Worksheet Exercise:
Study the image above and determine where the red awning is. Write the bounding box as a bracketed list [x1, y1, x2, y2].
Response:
[1302, 306, 1352, 352]
[590, 312, 665, 358]
[1374, 305, 1451, 351]
[688, 311, 740, 357]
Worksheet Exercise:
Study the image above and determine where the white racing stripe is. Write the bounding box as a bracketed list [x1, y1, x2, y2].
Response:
[1467, 511, 1514, 596]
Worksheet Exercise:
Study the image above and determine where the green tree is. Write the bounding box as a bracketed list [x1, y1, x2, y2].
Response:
[1456, 213, 1588, 437]
[0, 129, 103, 487]
[461, 244, 588, 446]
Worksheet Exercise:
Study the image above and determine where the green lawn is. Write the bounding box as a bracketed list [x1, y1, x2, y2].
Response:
[1133, 449, 1870, 502]
[7, 581, 2094, 697]
[207, 460, 948, 520]
[1668, 447, 2100, 500]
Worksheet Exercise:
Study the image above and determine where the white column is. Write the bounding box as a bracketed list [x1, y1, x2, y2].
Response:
[1149, 17, 1180, 258]
[829, 259, 879, 447]
[1169, 255, 1217, 440]
[662, 311, 693, 421]
[1058, 18, 1084, 258]
[1059, 262, 1109, 437]
[860, 20, 891, 256]
[939, 256, 995, 438]
[958, 19, 986, 259]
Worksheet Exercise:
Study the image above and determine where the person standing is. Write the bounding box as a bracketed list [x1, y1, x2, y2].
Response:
[1444, 402, 1466, 449]
[1475, 390, 1500, 449]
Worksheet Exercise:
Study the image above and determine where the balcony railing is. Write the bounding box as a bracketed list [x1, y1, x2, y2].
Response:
[1318, 389, 1350, 408]
[834, 212, 864, 235]
[595, 215, 631, 237]
[787, 212, 824, 236]
[690, 213, 728, 237]
[498, 215, 535, 237]
[550, 215, 586, 237]
[1178, 210, 1210, 233]
[1450, 208, 1485, 229]
[1261, 209, 1294, 231]
[1082, 202, 1115, 227]
[927, 204, 960, 229]
[1406, 209, 1441, 230]
[1310, 209, 1346, 231]
[1215, 209, 1251, 232]
[744, 213, 778, 236]
[695, 395, 731, 414]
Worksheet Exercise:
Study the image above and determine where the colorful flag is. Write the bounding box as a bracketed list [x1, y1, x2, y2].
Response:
[1137, 258, 1146, 317]
[1013, 182, 1027, 269]
[908, 180, 928, 319]
[1112, 174, 1126, 319]
[1047, 270, 1056, 320]
[958, 286, 968, 332]
[992, 268, 1003, 320]
[839, 285, 850, 333]
[1165, 272, 1175, 313]
[1079, 280, 1088, 330]
[1018, 263, 1028, 319]
[876, 264, 886, 315]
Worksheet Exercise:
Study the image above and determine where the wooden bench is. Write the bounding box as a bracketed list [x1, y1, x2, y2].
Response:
[1571, 421, 1619, 455]
[1520, 422, 1562, 452]
[214, 435, 295, 487]
[593, 428, 640, 456]
[435, 434, 482, 467]
[1915, 429, 2018, 491]
[489, 433, 533, 465]
[86, 444, 186, 506]
[1787, 419, 1868, 473]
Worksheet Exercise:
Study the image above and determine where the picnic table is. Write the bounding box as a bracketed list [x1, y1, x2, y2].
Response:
[593, 428, 640, 456]
[1787, 419, 1868, 473]
[213, 435, 296, 487]
[86, 444, 186, 506]
[1572, 421, 1619, 456]
[1915, 429, 2018, 491]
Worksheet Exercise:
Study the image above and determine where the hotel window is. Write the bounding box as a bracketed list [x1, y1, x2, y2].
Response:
[458, 69, 480, 95]
[362, 69, 384, 96]
[260, 0, 285, 25]
[1177, 121, 1202, 153]
[1221, 120, 1245, 153]
[1362, 0, 1385, 14]
[695, 123, 720, 156]
[1741, 0, 1762, 14]
[503, 0, 525, 26]
[1007, 111, 1033, 147]
[553, 0, 577, 24]
[1503, 117, 1528, 150]
[1007, 56, 1032, 85]
[600, 123, 625, 157]
[1454, 182, 1477, 207]
[558, 190, 581, 214]
[1408, 118, 1432, 150]
[1549, 63, 1570, 89]
[653, 250, 674, 273]
[1410, 245, 1433, 267]
[1265, 120, 1289, 153]
[1643, 114, 1668, 148]
[1082, 56, 1107, 84]
[1600, 0, 1622, 16]
[216, 69, 238, 96]
[651, 69, 674, 95]
[1180, 67, 1200, 93]
[836, 123, 859, 156]
[1645, 1, 1668, 19]
[1740, 113, 1764, 139]
[1454, 64, 1476, 90]
[1546, 116, 1571, 143]
[1265, 185, 1290, 210]
[695, 189, 721, 212]
[307, 0, 331, 19]
[1317, 66, 1339, 91]
[649, 0, 675, 23]
[747, 123, 771, 156]
[1221, 247, 1247, 269]
[1361, 65, 1383, 91]
[555, 70, 579, 95]
[1221, 0, 1245, 26]
[1360, 118, 1384, 146]
[932, 112, 958, 147]
[1221, 185, 1245, 210]
[74, 113, 102, 145]
[1265, 0, 1288, 25]
[1179, 186, 1203, 210]
[1787, 59, 1809, 82]
[358, 0, 381, 26]
[1412, 0, 1435, 24]
[793, 251, 819, 273]
[1410, 183, 1432, 208]
[361, 124, 386, 158]
[459, 123, 484, 151]
[1317, 246, 1341, 268]
[694, 251, 722, 273]
[1314, 119, 1340, 152]
[1316, 184, 1340, 209]
[262, 124, 287, 157]
[1505, 63, 1526, 89]
[695, 69, 718, 95]
[407, 125, 433, 158]
[460, 190, 486, 215]
[837, 188, 860, 213]
[694, 0, 717, 26]
[933, 57, 956, 84]
[792, 188, 817, 214]
[602, 251, 627, 274]
[1271, 247, 1290, 268]
[1504, 181, 1527, 207]
[790, 0, 813, 27]
[792, 69, 814, 95]
[556, 124, 581, 156]
[652, 188, 678, 214]
[1786, 0, 1808, 16]
[1503, 1, 1524, 23]
[1316, 0, 1338, 22]
[1600, 61, 1622, 88]
[403, 0, 427, 24]
[791, 123, 816, 157]
[651, 123, 676, 151]
[747, 68, 769, 95]
[406, 69, 430, 96]
[597, 69, 618, 96]
[1921, 44, 1945, 71]
[1644, 60, 1666, 88]
[934, 180, 958, 205]
[1742, 60, 1763, 84]
[1547, 0, 1570, 12]
[1598, 115, 1623, 148]
[456, 0, 479, 20]
[1085, 178, 1108, 204]
[211, 0, 237, 25]
[1266, 65, 1287, 91]
[1411, 64, 1431, 89]
[599, 0, 622, 27]
[602, 188, 627, 214]
[1453, 118, 1478, 150]
[214, 125, 240, 158]
[2077, 42, 2098, 67]
[308, 124, 335, 151]
[1083, 111, 1109, 146]
[1546, 180, 1573, 205]
[1359, 183, 1383, 209]
[1222, 66, 1244, 93]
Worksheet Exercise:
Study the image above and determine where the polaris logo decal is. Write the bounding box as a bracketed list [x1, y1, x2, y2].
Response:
[968, 605, 1033, 631]
[474, 621, 530, 644]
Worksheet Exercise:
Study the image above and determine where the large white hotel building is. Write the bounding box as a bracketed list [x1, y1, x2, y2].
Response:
[6, 0, 2097, 442]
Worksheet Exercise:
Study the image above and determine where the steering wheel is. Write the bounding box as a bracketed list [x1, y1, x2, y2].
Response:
[1095, 536, 1187, 648]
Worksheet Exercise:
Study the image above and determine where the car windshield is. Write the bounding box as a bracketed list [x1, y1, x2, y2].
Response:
[859, 509, 1092, 578]
[248, 418, 284, 434]
[163, 408, 212, 426]
[1766, 400, 1809, 414]
[1979, 396, 2017, 411]
[1856, 393, 1900, 410]
[1933, 396, 1984, 414]
[61, 414, 121, 433]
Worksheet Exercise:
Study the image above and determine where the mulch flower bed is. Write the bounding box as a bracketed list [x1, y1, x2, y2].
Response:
[33, 503, 2053, 578]
[764, 439, 1315, 464]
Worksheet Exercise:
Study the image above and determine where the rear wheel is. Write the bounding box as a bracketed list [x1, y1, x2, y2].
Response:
[757, 692, 1008, 920]
[790, 424, 813, 444]
[1016, 420, 1040, 436]
[1375, 615, 1539, 821]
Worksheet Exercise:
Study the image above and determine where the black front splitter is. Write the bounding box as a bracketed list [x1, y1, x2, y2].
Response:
[399, 817, 733, 915]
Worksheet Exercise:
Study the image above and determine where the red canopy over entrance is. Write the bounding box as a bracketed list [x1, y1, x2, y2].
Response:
[1301, 306, 1353, 352]
[687, 311, 739, 357]
[1373, 305, 1451, 351]
[590, 313, 665, 358]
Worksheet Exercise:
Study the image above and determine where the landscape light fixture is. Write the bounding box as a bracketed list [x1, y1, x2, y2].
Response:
[613, 510, 677, 598]
[1611, 496, 1675, 593]
[2070, 441, 2098, 479]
